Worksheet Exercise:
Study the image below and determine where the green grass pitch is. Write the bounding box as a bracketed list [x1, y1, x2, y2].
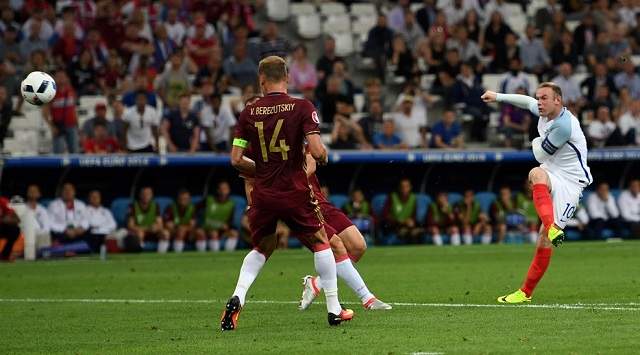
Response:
[1, 242, 639, 354]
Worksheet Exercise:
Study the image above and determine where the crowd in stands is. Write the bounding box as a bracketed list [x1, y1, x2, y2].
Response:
[0, 1, 639, 155]
[1, 176, 638, 259]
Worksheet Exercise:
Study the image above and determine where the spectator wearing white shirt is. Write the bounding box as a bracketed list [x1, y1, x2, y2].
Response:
[617, 100, 640, 145]
[25, 185, 51, 251]
[499, 59, 531, 95]
[587, 106, 618, 148]
[85, 190, 117, 253]
[587, 182, 624, 239]
[618, 179, 640, 238]
[551, 63, 583, 109]
[164, 8, 187, 46]
[392, 95, 428, 148]
[48, 183, 89, 246]
[388, 0, 410, 32]
[186, 12, 216, 40]
[199, 93, 236, 152]
[123, 91, 160, 153]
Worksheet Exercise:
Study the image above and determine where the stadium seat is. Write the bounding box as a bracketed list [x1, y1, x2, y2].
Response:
[229, 195, 247, 230]
[416, 193, 432, 225]
[320, 2, 347, 16]
[332, 32, 355, 56]
[110, 197, 132, 227]
[566, 20, 580, 32]
[482, 74, 503, 92]
[353, 93, 365, 112]
[329, 194, 348, 209]
[296, 13, 322, 39]
[290, 2, 316, 16]
[266, 0, 290, 21]
[350, 3, 376, 17]
[322, 14, 351, 34]
[155, 196, 174, 214]
[371, 193, 388, 218]
[475, 191, 496, 214]
[448, 192, 463, 205]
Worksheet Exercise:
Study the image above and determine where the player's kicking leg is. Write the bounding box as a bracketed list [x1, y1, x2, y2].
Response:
[498, 167, 562, 304]
[300, 225, 392, 311]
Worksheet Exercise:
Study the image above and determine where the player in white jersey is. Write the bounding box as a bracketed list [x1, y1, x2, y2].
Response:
[481, 82, 592, 303]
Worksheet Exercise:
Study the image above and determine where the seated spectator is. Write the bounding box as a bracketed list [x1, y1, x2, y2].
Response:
[364, 14, 394, 81]
[47, 183, 89, 247]
[618, 100, 640, 145]
[19, 18, 49, 60]
[123, 91, 160, 153]
[110, 99, 127, 148]
[427, 191, 460, 246]
[452, 63, 490, 141]
[98, 52, 125, 97]
[573, 11, 598, 57]
[415, 0, 437, 34]
[520, 24, 551, 78]
[581, 63, 617, 102]
[199, 92, 236, 152]
[258, 21, 291, 59]
[0, 26, 22, 65]
[492, 32, 520, 73]
[126, 187, 170, 253]
[500, 58, 531, 94]
[499, 86, 532, 148]
[223, 43, 258, 89]
[587, 182, 624, 239]
[161, 94, 200, 153]
[289, 44, 317, 93]
[163, 189, 199, 253]
[122, 76, 158, 108]
[194, 49, 224, 88]
[373, 120, 407, 150]
[399, 10, 424, 52]
[343, 188, 373, 237]
[316, 75, 349, 126]
[382, 178, 422, 244]
[618, 179, 640, 238]
[0, 195, 20, 262]
[614, 60, 640, 100]
[197, 181, 238, 252]
[25, 184, 51, 252]
[551, 30, 578, 68]
[584, 85, 615, 113]
[331, 115, 363, 150]
[316, 36, 342, 81]
[43, 70, 80, 154]
[186, 18, 218, 69]
[516, 182, 540, 244]
[608, 25, 631, 59]
[81, 102, 116, 142]
[83, 122, 121, 154]
[67, 49, 98, 96]
[85, 190, 117, 253]
[454, 189, 492, 245]
[164, 7, 187, 46]
[551, 62, 583, 111]
[587, 105, 623, 148]
[156, 50, 195, 109]
[358, 100, 385, 143]
[392, 95, 428, 148]
[431, 109, 464, 149]
[585, 31, 613, 70]
[448, 26, 481, 68]
[484, 11, 513, 63]
[389, 34, 415, 83]
[491, 186, 527, 243]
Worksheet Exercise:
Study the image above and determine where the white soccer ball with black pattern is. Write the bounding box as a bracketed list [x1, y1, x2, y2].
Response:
[21, 71, 57, 106]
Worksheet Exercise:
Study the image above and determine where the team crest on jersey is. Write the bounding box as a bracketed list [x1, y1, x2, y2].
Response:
[312, 111, 319, 123]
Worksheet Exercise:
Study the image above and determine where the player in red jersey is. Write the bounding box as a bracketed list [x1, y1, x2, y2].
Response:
[221, 56, 352, 331]
[298, 153, 392, 310]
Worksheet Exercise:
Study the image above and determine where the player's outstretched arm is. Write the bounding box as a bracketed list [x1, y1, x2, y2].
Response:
[481, 90, 538, 114]
[306, 133, 328, 165]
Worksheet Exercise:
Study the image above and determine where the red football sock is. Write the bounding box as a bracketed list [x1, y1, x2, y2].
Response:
[532, 184, 554, 230]
[521, 247, 553, 297]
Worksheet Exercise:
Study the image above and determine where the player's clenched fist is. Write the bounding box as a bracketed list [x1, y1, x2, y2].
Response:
[480, 91, 498, 103]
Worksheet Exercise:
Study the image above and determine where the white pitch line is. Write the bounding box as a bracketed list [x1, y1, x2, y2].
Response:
[0, 298, 639, 311]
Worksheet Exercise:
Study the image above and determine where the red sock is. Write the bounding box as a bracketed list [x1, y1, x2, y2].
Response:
[532, 184, 554, 230]
[521, 247, 553, 297]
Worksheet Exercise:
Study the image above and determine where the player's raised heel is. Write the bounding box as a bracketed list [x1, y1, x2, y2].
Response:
[328, 309, 354, 326]
[548, 225, 565, 247]
[220, 296, 242, 331]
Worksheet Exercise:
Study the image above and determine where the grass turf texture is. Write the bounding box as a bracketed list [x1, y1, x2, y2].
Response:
[1, 242, 639, 354]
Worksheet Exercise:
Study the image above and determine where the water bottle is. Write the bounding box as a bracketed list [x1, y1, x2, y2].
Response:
[100, 244, 107, 261]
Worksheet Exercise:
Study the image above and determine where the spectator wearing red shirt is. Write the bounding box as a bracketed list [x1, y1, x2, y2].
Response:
[93, 2, 124, 50]
[52, 21, 82, 67]
[0, 196, 20, 262]
[83, 121, 120, 154]
[186, 18, 217, 69]
[43, 70, 80, 154]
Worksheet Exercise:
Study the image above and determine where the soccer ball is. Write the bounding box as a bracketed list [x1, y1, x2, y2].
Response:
[21, 71, 57, 106]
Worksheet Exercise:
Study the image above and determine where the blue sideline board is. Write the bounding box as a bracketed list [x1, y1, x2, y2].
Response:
[3, 148, 640, 168]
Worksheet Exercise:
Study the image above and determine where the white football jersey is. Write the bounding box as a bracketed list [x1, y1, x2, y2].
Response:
[533, 106, 592, 187]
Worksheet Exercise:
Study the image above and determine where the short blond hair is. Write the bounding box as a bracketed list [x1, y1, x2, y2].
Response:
[538, 82, 563, 99]
[258, 56, 288, 83]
